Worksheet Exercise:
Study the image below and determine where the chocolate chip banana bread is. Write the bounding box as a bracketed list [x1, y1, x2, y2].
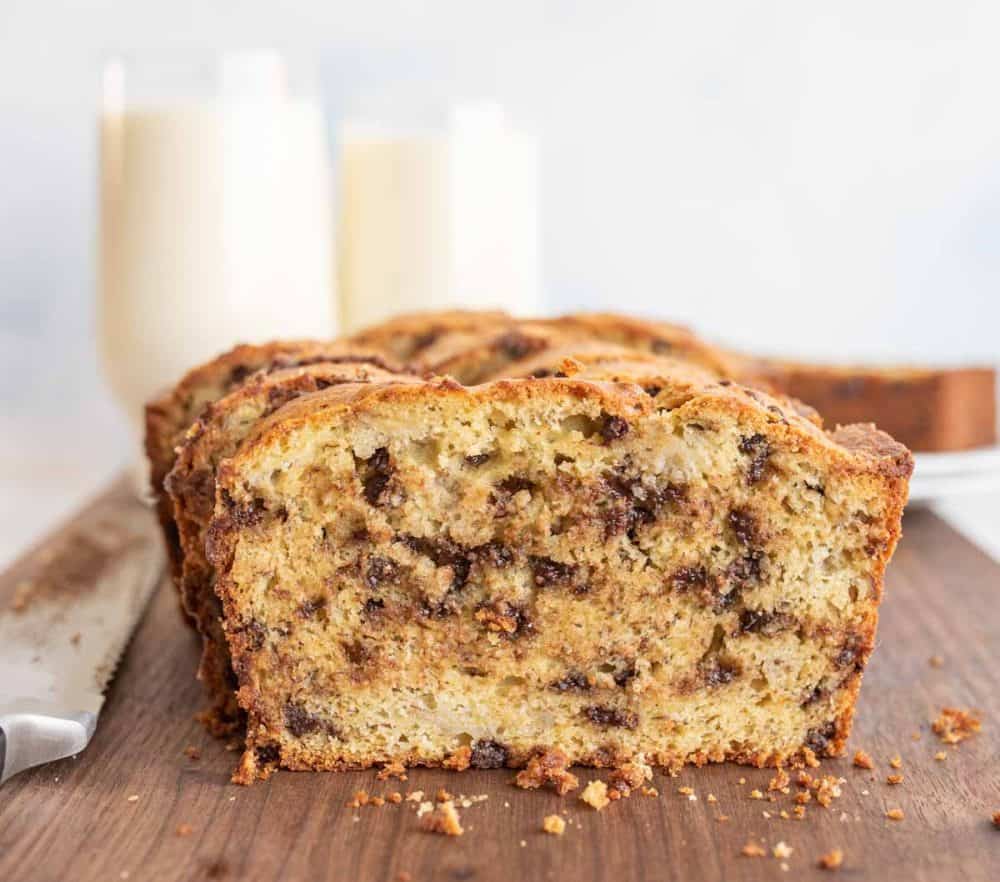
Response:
[164, 359, 415, 734]
[752, 362, 997, 452]
[205, 367, 911, 783]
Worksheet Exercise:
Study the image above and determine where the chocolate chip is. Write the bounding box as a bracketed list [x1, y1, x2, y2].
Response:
[738, 433, 771, 485]
[728, 508, 758, 546]
[582, 705, 638, 729]
[530, 556, 576, 587]
[496, 330, 541, 360]
[491, 475, 535, 516]
[801, 684, 828, 707]
[284, 703, 338, 738]
[701, 656, 741, 688]
[804, 721, 837, 754]
[475, 541, 514, 568]
[222, 490, 266, 528]
[366, 556, 399, 589]
[362, 448, 393, 506]
[651, 339, 673, 354]
[297, 598, 325, 619]
[470, 739, 509, 769]
[642, 385, 662, 398]
[228, 364, 253, 385]
[342, 640, 372, 666]
[672, 565, 709, 591]
[238, 618, 267, 651]
[738, 608, 789, 636]
[550, 671, 591, 692]
[727, 551, 765, 587]
[613, 662, 638, 687]
[600, 414, 630, 443]
[464, 453, 491, 467]
[835, 635, 866, 671]
[400, 535, 472, 591]
[362, 598, 385, 617]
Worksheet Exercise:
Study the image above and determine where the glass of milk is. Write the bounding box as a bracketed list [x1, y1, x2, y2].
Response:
[336, 100, 540, 333]
[99, 50, 335, 485]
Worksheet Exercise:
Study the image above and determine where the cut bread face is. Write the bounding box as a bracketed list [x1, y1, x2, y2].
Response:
[165, 359, 415, 734]
[206, 373, 910, 783]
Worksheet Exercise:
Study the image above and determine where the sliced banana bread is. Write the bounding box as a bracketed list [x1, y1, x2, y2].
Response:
[165, 359, 414, 734]
[206, 369, 911, 783]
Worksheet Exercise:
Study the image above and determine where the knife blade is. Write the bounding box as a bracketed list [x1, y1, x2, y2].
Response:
[0, 481, 165, 784]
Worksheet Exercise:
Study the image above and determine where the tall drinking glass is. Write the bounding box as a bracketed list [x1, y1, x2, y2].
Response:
[99, 50, 335, 493]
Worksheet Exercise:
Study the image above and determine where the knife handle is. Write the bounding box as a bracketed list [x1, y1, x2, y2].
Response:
[0, 708, 97, 785]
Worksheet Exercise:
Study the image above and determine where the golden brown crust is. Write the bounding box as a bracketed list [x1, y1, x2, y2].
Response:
[346, 309, 513, 362]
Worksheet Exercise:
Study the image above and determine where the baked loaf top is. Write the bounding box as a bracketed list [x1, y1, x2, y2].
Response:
[206, 359, 911, 782]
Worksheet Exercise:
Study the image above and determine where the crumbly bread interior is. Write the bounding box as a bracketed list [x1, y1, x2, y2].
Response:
[208, 376, 910, 783]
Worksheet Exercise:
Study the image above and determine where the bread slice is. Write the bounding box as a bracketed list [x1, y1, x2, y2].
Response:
[145, 342, 401, 584]
[165, 359, 413, 734]
[752, 362, 997, 453]
[206, 368, 911, 783]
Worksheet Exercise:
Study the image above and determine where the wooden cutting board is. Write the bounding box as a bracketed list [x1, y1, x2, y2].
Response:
[0, 479, 997, 882]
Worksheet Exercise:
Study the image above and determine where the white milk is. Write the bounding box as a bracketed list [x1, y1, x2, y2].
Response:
[337, 106, 539, 332]
[99, 97, 334, 438]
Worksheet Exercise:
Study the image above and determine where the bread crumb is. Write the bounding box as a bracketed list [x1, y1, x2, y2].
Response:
[677, 786, 694, 796]
[772, 841, 793, 859]
[812, 775, 844, 808]
[606, 760, 652, 799]
[405, 790, 424, 802]
[435, 788, 453, 803]
[640, 786, 659, 797]
[888, 755, 902, 769]
[793, 806, 806, 819]
[929, 654, 944, 667]
[934, 751, 947, 761]
[370, 796, 386, 807]
[183, 746, 201, 761]
[580, 780, 610, 811]
[416, 801, 433, 818]
[852, 750, 874, 770]
[175, 824, 194, 837]
[779, 810, 790, 820]
[716, 815, 730, 823]
[126, 795, 139, 803]
[780, 862, 789, 872]
[886, 808, 904, 821]
[795, 791, 811, 805]
[749, 789, 764, 800]
[706, 793, 717, 803]
[348, 790, 370, 808]
[738, 777, 746, 785]
[377, 760, 408, 781]
[514, 748, 579, 796]
[388, 792, 403, 804]
[542, 814, 566, 835]
[992, 811, 1000, 829]
[818, 849, 844, 870]
[932, 707, 981, 744]
[768, 769, 790, 792]
[420, 800, 463, 836]
[741, 841, 767, 858]
[886, 774, 904, 786]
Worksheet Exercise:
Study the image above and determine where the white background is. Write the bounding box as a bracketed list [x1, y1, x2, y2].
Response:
[1, 1, 999, 561]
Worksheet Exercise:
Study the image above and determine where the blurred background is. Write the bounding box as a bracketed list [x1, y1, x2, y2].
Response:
[2, 1, 999, 562]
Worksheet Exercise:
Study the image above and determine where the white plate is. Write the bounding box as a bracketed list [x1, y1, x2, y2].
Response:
[908, 444, 1000, 505]
[912, 445, 1000, 477]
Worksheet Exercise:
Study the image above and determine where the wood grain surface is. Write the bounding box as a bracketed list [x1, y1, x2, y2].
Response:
[0, 481, 997, 882]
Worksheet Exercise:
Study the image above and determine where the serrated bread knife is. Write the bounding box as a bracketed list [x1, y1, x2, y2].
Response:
[0, 482, 164, 784]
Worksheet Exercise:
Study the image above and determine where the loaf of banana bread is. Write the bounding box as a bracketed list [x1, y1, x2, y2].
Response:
[752, 362, 997, 452]
[205, 366, 910, 783]
[164, 359, 414, 733]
